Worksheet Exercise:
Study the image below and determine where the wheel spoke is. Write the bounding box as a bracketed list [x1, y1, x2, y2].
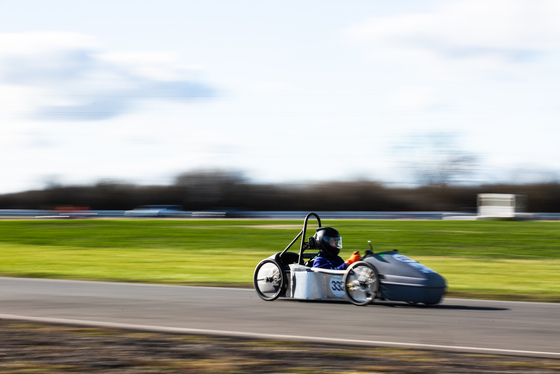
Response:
[253, 259, 285, 301]
[343, 261, 379, 306]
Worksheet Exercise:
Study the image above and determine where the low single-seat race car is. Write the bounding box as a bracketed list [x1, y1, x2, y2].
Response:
[253, 213, 447, 306]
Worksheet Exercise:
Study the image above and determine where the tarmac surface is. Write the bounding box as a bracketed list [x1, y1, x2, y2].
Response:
[1, 277, 559, 358]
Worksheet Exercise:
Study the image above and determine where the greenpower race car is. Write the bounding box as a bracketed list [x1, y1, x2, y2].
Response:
[254, 213, 447, 306]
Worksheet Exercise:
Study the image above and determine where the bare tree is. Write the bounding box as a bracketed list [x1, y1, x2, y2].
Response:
[395, 132, 479, 186]
[174, 169, 247, 207]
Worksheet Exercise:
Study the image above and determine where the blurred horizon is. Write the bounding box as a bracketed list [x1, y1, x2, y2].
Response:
[2, 168, 560, 214]
[5, 164, 560, 194]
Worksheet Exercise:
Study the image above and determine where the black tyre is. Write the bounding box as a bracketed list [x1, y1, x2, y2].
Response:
[344, 261, 379, 306]
[253, 259, 285, 301]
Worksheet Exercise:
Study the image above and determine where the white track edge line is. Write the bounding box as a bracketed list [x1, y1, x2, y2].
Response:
[0, 314, 558, 358]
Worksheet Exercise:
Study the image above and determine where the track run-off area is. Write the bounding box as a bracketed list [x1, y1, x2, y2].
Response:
[0, 277, 558, 358]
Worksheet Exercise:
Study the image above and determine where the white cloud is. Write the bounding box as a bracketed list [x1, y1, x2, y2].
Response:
[0, 32, 216, 121]
[98, 51, 205, 82]
[386, 87, 439, 111]
[249, 81, 293, 95]
[346, 0, 560, 79]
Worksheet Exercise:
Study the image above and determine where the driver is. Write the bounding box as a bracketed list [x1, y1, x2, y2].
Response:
[312, 227, 361, 270]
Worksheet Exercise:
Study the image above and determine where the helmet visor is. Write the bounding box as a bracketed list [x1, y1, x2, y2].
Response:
[324, 236, 342, 249]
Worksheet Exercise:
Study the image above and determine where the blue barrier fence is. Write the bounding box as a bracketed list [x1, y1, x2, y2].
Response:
[1, 209, 559, 220]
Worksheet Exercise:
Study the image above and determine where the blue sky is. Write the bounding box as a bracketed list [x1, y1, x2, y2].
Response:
[1, 0, 560, 193]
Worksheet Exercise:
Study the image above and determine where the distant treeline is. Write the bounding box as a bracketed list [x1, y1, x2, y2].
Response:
[1, 170, 560, 212]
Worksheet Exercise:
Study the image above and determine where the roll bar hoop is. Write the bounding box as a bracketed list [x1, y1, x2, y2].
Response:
[280, 212, 322, 265]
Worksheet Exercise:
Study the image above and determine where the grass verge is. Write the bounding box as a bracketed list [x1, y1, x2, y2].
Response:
[1, 219, 559, 302]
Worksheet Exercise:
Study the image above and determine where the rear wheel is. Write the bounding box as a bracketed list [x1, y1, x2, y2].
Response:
[344, 261, 379, 306]
[253, 259, 285, 301]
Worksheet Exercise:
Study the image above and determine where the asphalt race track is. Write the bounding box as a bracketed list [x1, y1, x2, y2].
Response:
[0, 277, 558, 358]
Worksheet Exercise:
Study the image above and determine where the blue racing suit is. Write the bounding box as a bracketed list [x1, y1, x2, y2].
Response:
[312, 252, 347, 270]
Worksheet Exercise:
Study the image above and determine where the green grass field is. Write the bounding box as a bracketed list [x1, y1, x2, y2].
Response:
[1, 219, 559, 302]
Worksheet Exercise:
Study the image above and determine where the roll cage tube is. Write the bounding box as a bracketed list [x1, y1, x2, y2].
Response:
[280, 212, 322, 265]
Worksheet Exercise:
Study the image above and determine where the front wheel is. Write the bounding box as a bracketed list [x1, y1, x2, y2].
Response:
[253, 259, 285, 301]
[344, 261, 379, 306]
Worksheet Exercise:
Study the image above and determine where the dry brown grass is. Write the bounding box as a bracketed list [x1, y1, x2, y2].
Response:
[1, 320, 560, 374]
